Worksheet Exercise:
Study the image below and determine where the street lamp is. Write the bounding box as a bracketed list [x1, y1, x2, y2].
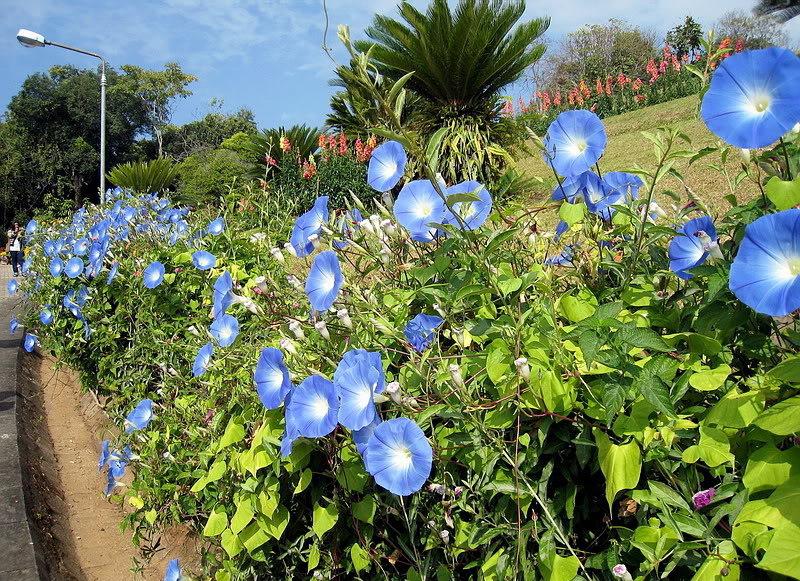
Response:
[16, 28, 108, 204]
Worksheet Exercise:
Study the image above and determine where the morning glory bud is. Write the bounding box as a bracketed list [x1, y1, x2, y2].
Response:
[359, 218, 376, 236]
[696, 230, 724, 260]
[308, 234, 321, 250]
[270, 247, 285, 263]
[439, 530, 450, 544]
[187, 325, 200, 336]
[250, 232, 268, 244]
[314, 320, 330, 340]
[612, 564, 633, 581]
[433, 304, 447, 318]
[371, 317, 394, 336]
[279, 338, 297, 355]
[449, 363, 464, 388]
[287, 275, 303, 291]
[380, 219, 397, 238]
[283, 242, 297, 257]
[288, 320, 305, 340]
[380, 191, 394, 211]
[739, 148, 751, 164]
[369, 214, 382, 231]
[514, 357, 531, 382]
[233, 294, 261, 315]
[385, 380, 402, 404]
[379, 246, 391, 264]
[336, 308, 352, 329]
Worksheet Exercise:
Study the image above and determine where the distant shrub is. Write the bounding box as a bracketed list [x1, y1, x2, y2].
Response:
[176, 148, 249, 205]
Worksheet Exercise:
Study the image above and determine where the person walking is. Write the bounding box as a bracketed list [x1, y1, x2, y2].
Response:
[8, 222, 23, 277]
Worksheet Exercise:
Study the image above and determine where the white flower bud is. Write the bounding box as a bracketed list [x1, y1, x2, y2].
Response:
[187, 325, 200, 336]
[250, 232, 268, 244]
[612, 564, 633, 581]
[369, 214, 382, 230]
[739, 148, 751, 164]
[433, 303, 446, 318]
[336, 308, 352, 329]
[380, 219, 397, 238]
[381, 191, 394, 211]
[379, 246, 391, 264]
[270, 247, 285, 263]
[359, 219, 376, 236]
[385, 381, 402, 404]
[314, 320, 330, 340]
[439, 530, 450, 544]
[371, 317, 393, 335]
[514, 357, 531, 382]
[279, 338, 297, 355]
[308, 233, 321, 250]
[287, 275, 303, 291]
[288, 320, 305, 340]
[449, 363, 464, 388]
[283, 242, 297, 257]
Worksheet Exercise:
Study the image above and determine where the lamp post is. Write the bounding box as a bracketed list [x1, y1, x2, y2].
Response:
[16, 28, 108, 204]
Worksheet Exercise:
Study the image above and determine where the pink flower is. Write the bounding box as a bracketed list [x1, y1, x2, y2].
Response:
[692, 487, 716, 509]
[612, 564, 633, 581]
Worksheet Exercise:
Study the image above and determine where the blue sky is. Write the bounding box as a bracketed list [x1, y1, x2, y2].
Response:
[3, 0, 799, 130]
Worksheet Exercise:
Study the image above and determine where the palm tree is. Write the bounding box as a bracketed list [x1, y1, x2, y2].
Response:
[359, 0, 549, 119]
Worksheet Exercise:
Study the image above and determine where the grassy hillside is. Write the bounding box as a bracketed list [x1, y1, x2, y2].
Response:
[516, 95, 757, 215]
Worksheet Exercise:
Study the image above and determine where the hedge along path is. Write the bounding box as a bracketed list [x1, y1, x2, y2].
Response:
[18, 351, 200, 580]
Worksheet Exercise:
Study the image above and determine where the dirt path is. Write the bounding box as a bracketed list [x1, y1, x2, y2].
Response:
[17, 352, 200, 580]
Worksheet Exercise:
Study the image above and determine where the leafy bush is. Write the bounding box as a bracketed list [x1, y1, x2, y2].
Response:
[176, 148, 251, 205]
[12, 46, 800, 581]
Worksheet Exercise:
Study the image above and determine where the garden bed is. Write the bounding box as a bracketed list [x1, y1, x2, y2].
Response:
[16, 350, 199, 580]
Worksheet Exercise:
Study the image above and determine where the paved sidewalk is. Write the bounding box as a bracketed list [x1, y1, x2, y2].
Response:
[0, 263, 41, 580]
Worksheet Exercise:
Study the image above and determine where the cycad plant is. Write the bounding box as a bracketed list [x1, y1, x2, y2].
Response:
[106, 158, 179, 193]
[347, 0, 549, 186]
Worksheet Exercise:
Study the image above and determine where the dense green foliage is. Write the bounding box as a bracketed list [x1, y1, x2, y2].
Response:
[107, 158, 180, 194]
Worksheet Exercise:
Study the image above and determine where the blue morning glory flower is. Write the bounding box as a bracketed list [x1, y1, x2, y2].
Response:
[333, 349, 386, 395]
[98, 440, 111, 471]
[443, 181, 493, 230]
[545, 245, 575, 267]
[124, 399, 154, 433]
[193, 342, 213, 377]
[604, 172, 644, 201]
[404, 314, 444, 352]
[551, 174, 583, 202]
[63, 292, 81, 318]
[729, 209, 800, 316]
[280, 413, 301, 458]
[286, 375, 339, 438]
[209, 314, 239, 348]
[305, 251, 343, 312]
[668, 216, 719, 280]
[107, 262, 119, 284]
[164, 559, 182, 581]
[9, 316, 18, 334]
[207, 217, 225, 236]
[543, 110, 607, 177]
[43, 240, 57, 257]
[143, 261, 165, 288]
[212, 271, 233, 319]
[105, 469, 120, 496]
[335, 359, 380, 430]
[394, 180, 446, 242]
[353, 415, 381, 458]
[254, 347, 292, 409]
[39, 306, 53, 326]
[368, 140, 407, 192]
[554, 220, 569, 241]
[50, 257, 64, 277]
[21, 258, 31, 275]
[65, 257, 84, 279]
[73, 237, 90, 255]
[25, 219, 37, 236]
[364, 417, 432, 496]
[701, 47, 800, 148]
[192, 250, 216, 271]
[23, 333, 37, 353]
[7, 279, 18, 295]
[290, 196, 329, 257]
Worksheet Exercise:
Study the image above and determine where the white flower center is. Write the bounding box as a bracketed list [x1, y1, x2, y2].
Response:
[269, 369, 284, 387]
[787, 257, 800, 277]
[391, 446, 413, 470]
[311, 394, 329, 418]
[747, 93, 771, 115]
[381, 161, 398, 178]
[319, 271, 336, 293]
[219, 327, 232, 340]
[566, 138, 587, 157]
[356, 381, 376, 408]
[415, 201, 433, 218]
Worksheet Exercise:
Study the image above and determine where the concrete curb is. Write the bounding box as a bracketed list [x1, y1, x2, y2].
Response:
[0, 278, 41, 580]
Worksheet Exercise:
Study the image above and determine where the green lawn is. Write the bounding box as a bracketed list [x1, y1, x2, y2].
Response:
[516, 95, 756, 215]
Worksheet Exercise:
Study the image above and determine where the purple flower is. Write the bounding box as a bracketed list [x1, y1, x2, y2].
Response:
[692, 487, 716, 509]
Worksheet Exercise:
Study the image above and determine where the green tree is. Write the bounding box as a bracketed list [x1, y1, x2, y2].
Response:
[714, 10, 791, 49]
[160, 107, 257, 161]
[117, 62, 197, 157]
[2, 65, 149, 217]
[666, 16, 703, 59]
